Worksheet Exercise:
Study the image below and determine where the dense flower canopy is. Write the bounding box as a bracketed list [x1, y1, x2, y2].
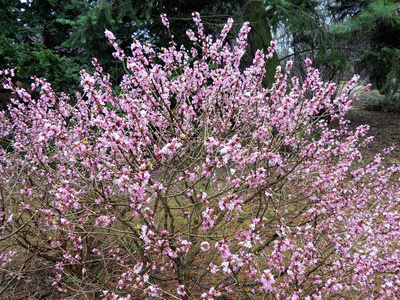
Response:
[1, 12, 400, 299]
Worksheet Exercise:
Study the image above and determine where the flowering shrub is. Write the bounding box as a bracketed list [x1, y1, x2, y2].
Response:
[1, 13, 400, 299]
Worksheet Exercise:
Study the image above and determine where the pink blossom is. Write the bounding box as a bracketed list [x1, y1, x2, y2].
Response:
[1, 11, 400, 300]
[177, 285, 186, 296]
[160, 13, 170, 28]
[200, 241, 210, 252]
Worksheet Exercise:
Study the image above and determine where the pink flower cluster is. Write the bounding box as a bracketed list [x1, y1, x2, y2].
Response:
[1, 12, 400, 300]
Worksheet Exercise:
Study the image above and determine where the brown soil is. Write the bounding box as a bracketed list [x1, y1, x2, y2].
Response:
[345, 99, 400, 166]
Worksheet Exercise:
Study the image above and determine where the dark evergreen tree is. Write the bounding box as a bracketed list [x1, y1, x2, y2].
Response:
[3, 0, 382, 94]
[0, 0, 89, 92]
[330, 0, 400, 94]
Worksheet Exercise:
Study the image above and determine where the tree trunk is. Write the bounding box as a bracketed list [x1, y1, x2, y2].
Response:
[240, 0, 280, 88]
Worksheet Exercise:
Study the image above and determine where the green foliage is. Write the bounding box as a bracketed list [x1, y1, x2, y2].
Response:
[59, 0, 148, 83]
[331, 0, 400, 95]
[363, 94, 400, 112]
[61, 0, 116, 51]
[0, 37, 82, 91]
[361, 91, 386, 111]
[264, 0, 349, 81]
[0, 0, 91, 92]
[369, 0, 399, 21]
[4, 0, 398, 97]
[365, 47, 400, 95]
